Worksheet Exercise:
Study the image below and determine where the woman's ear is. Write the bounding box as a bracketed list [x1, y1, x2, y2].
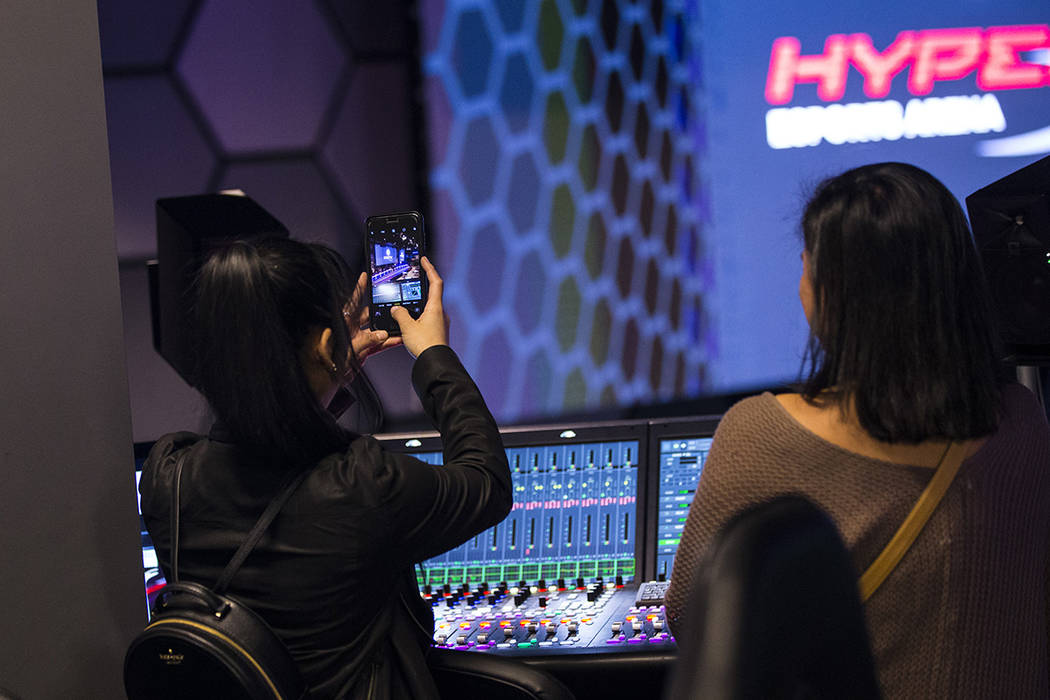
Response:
[315, 327, 336, 370]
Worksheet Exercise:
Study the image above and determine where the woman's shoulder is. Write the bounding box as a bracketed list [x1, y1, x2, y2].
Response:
[144, 431, 205, 469]
[718, 391, 791, 432]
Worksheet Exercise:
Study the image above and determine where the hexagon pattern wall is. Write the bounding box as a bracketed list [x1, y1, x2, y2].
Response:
[421, 0, 710, 422]
[101, 0, 421, 272]
[101, 0, 710, 428]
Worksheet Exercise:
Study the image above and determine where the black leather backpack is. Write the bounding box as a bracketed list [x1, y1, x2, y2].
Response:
[124, 456, 309, 700]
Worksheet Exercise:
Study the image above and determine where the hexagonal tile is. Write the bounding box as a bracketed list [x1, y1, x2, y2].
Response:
[537, 0, 564, 71]
[543, 91, 569, 164]
[323, 62, 416, 217]
[577, 123, 601, 192]
[563, 367, 587, 411]
[176, 0, 345, 152]
[572, 37, 597, 104]
[496, 0, 527, 33]
[669, 278, 682, 331]
[634, 101, 650, 158]
[589, 297, 612, 365]
[644, 258, 660, 315]
[640, 179, 655, 237]
[682, 153, 696, 201]
[105, 76, 215, 260]
[477, 326, 513, 416]
[649, 334, 664, 392]
[217, 158, 358, 266]
[466, 221, 506, 314]
[500, 51, 535, 134]
[655, 54, 669, 108]
[325, 1, 411, 56]
[650, 0, 665, 32]
[629, 24, 645, 83]
[508, 151, 541, 234]
[98, 0, 195, 70]
[423, 72, 454, 169]
[459, 116, 501, 206]
[616, 235, 635, 298]
[611, 153, 629, 215]
[584, 213, 607, 279]
[523, 349, 553, 416]
[513, 251, 548, 335]
[549, 184, 575, 258]
[431, 187, 462, 271]
[599, 0, 619, 52]
[664, 205, 678, 256]
[556, 276, 581, 351]
[620, 318, 639, 380]
[604, 70, 625, 132]
[451, 9, 493, 98]
[659, 129, 673, 181]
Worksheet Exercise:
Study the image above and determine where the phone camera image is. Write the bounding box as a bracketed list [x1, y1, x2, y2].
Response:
[365, 211, 426, 335]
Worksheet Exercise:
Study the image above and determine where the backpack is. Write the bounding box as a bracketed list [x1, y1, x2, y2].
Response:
[124, 455, 310, 700]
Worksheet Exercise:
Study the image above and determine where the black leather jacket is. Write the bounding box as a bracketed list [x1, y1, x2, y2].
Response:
[140, 346, 512, 698]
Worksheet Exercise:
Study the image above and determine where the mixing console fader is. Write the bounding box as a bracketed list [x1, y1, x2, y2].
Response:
[425, 579, 675, 657]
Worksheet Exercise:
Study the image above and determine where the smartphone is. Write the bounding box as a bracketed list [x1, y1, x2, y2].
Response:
[365, 210, 427, 335]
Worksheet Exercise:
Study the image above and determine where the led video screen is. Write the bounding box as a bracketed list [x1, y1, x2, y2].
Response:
[419, 0, 1050, 422]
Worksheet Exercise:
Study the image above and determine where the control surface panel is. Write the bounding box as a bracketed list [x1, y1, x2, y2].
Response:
[426, 579, 675, 656]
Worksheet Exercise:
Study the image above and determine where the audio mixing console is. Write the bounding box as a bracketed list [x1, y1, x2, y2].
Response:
[426, 578, 674, 656]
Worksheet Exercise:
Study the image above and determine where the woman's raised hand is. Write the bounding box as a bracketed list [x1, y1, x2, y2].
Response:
[347, 272, 402, 368]
[391, 256, 449, 359]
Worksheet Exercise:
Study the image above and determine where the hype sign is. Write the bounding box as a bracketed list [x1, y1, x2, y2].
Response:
[763, 25, 1050, 150]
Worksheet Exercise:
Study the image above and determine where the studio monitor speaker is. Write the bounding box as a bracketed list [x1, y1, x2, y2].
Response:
[966, 155, 1050, 364]
[151, 193, 288, 386]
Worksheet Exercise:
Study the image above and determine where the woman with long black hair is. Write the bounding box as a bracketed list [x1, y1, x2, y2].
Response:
[666, 162, 1050, 698]
[140, 237, 511, 698]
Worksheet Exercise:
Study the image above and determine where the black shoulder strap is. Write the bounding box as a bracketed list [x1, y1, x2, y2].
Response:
[169, 453, 311, 594]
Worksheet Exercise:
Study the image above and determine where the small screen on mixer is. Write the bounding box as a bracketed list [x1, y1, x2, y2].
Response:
[645, 416, 721, 581]
[376, 420, 649, 589]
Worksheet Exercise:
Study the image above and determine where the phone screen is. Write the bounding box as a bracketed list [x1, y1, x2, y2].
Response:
[365, 211, 426, 335]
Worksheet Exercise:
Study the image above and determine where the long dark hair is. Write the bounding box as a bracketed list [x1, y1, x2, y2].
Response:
[193, 237, 370, 464]
[800, 162, 1005, 443]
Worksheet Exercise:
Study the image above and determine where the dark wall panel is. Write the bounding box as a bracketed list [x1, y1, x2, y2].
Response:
[0, 2, 142, 697]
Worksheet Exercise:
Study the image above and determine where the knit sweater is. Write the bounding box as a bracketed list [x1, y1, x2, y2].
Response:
[665, 384, 1050, 698]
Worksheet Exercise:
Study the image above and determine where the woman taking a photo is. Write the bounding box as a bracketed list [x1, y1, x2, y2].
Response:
[666, 162, 1050, 697]
[140, 237, 511, 698]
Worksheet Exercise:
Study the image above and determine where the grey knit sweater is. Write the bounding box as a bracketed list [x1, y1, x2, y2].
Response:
[665, 383, 1050, 698]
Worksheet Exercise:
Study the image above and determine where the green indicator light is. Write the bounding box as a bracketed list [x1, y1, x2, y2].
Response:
[658, 538, 680, 546]
[677, 517, 687, 523]
[679, 489, 689, 494]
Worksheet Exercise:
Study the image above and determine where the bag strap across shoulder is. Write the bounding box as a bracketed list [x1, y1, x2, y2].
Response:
[858, 440, 968, 602]
[169, 453, 311, 594]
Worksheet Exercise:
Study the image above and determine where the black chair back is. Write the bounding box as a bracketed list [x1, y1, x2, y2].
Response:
[428, 648, 576, 700]
[665, 495, 881, 700]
